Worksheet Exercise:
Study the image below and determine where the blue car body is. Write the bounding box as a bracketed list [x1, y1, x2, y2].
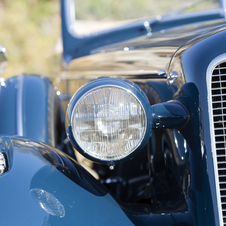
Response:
[0, 136, 133, 225]
[1, 0, 226, 225]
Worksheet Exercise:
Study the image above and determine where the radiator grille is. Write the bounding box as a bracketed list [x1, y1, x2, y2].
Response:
[211, 60, 226, 225]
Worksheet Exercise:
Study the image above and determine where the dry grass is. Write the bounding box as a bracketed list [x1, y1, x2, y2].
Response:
[0, 0, 61, 80]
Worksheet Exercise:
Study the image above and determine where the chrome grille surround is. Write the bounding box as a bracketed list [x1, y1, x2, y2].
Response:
[207, 54, 226, 226]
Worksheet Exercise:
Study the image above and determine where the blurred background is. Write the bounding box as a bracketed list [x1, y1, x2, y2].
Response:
[0, 0, 60, 80]
[0, 0, 218, 80]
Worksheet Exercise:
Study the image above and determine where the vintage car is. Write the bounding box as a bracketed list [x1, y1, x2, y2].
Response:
[1, 0, 226, 225]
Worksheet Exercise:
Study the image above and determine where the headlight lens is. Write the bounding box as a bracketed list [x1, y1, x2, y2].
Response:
[66, 78, 151, 164]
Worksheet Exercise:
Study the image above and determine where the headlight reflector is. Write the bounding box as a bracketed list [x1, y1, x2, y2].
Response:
[66, 78, 151, 164]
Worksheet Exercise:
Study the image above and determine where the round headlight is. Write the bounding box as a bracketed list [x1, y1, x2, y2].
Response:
[66, 77, 151, 164]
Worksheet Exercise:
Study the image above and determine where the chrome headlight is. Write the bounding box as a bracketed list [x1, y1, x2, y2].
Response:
[66, 77, 151, 165]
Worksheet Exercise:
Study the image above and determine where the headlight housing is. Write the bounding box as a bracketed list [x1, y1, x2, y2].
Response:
[66, 77, 151, 165]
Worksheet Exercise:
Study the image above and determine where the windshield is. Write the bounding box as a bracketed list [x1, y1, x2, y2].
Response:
[73, 0, 221, 34]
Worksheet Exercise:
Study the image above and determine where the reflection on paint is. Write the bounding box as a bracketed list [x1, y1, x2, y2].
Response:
[30, 188, 65, 218]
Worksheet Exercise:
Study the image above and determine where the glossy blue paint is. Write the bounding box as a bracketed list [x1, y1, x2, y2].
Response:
[171, 83, 208, 225]
[0, 75, 60, 145]
[168, 27, 226, 226]
[65, 17, 226, 79]
[145, 82, 191, 165]
[0, 77, 17, 135]
[137, 81, 191, 196]
[61, 0, 225, 64]
[147, 82, 178, 102]
[61, 0, 156, 64]
[0, 136, 134, 225]
[124, 212, 178, 226]
[152, 100, 190, 130]
[21, 75, 49, 144]
[65, 77, 152, 164]
[92, 13, 225, 56]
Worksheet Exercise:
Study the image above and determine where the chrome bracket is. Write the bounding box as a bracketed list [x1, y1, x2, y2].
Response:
[168, 72, 178, 84]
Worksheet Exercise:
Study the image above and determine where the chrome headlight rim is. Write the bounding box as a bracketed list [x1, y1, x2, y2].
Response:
[66, 77, 152, 164]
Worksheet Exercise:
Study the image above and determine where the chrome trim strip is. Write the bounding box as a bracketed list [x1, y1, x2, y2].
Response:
[58, 70, 167, 80]
[207, 53, 226, 226]
[17, 75, 24, 136]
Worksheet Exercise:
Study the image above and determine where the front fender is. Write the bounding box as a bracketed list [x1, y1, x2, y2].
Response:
[0, 136, 134, 226]
[0, 74, 61, 146]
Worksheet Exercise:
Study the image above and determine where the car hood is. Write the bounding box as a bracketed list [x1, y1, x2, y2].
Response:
[63, 13, 226, 80]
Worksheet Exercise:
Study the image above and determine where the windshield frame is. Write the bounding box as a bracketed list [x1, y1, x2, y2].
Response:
[61, 0, 226, 64]
[65, 0, 225, 38]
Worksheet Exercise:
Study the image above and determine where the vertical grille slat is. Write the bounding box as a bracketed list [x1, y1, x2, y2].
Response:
[211, 59, 226, 226]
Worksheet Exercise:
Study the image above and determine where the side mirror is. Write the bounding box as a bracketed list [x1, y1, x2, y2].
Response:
[0, 45, 7, 75]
